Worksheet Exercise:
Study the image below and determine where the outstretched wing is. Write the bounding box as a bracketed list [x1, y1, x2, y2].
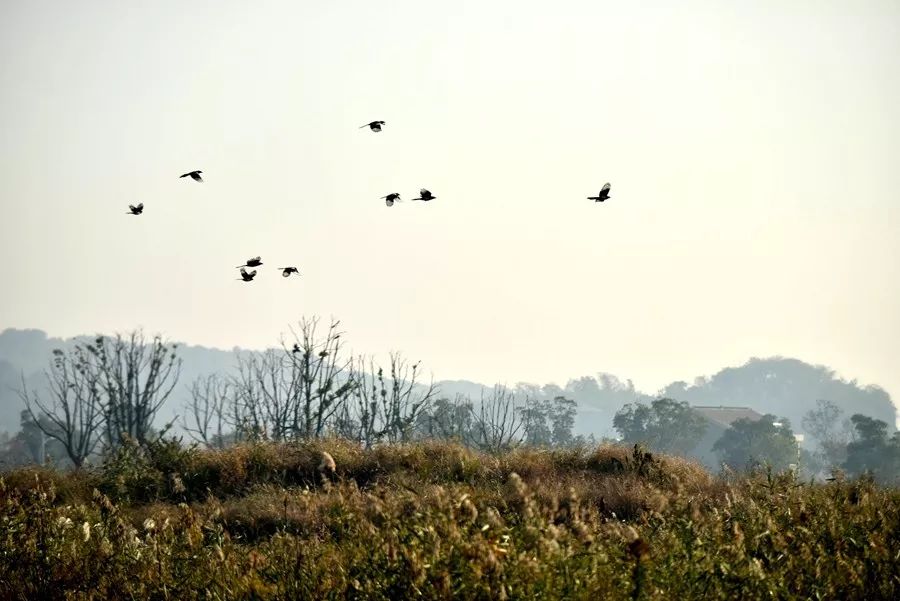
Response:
[192, 172, 204, 182]
[385, 198, 394, 206]
[136, 203, 143, 210]
[250, 256, 261, 263]
[600, 183, 611, 195]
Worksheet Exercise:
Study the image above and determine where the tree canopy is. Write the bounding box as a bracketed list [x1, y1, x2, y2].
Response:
[613, 398, 708, 456]
[713, 414, 799, 472]
[843, 414, 900, 483]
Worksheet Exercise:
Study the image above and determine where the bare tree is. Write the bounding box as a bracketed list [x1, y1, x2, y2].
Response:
[340, 355, 381, 447]
[470, 385, 525, 453]
[344, 353, 437, 447]
[232, 349, 295, 442]
[379, 352, 437, 443]
[285, 317, 355, 439]
[182, 373, 231, 448]
[85, 332, 182, 449]
[228, 318, 355, 442]
[18, 347, 104, 468]
[802, 399, 855, 469]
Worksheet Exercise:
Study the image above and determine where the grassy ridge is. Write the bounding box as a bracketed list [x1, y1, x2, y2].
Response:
[1, 440, 898, 600]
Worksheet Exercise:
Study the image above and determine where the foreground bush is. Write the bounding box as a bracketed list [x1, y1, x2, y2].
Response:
[0, 440, 898, 600]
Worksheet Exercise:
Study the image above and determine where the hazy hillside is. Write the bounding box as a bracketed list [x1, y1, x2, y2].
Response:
[659, 357, 897, 435]
[0, 328, 896, 440]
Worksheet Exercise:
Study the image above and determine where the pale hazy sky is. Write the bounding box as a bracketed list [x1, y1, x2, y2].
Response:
[2, 1, 899, 406]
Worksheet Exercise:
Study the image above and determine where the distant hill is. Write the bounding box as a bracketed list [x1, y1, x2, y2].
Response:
[659, 357, 896, 438]
[0, 328, 895, 441]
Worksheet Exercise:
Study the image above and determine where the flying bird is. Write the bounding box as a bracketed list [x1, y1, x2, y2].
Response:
[382, 193, 401, 207]
[127, 203, 144, 215]
[360, 120, 385, 132]
[413, 188, 436, 201]
[238, 268, 257, 282]
[236, 256, 263, 268]
[279, 267, 300, 277]
[587, 183, 611, 202]
[291, 343, 302, 354]
[180, 170, 203, 182]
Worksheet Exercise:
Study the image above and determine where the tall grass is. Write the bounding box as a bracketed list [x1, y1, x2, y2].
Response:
[1, 440, 897, 600]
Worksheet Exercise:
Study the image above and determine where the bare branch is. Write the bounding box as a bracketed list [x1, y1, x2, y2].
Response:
[18, 347, 105, 467]
[88, 331, 182, 449]
[182, 373, 231, 448]
[470, 385, 524, 453]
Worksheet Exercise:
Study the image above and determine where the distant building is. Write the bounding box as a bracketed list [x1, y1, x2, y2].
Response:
[690, 405, 765, 469]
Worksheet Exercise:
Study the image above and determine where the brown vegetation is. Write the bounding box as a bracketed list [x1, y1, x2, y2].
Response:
[1, 439, 897, 600]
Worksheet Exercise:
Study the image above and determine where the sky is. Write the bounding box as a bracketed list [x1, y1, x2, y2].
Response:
[2, 1, 899, 408]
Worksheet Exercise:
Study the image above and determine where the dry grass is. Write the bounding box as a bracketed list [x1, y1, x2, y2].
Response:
[1, 439, 897, 600]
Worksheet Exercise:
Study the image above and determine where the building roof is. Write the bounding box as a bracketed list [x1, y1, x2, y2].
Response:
[692, 406, 765, 429]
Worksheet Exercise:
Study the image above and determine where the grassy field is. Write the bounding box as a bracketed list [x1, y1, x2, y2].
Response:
[1, 439, 898, 600]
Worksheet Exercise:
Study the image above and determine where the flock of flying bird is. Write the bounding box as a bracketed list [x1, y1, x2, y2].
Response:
[126, 120, 612, 282]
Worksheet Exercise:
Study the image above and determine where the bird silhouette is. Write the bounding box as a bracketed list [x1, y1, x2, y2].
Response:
[238, 268, 257, 282]
[587, 183, 611, 202]
[279, 267, 300, 277]
[127, 203, 144, 215]
[413, 188, 436, 201]
[382, 193, 401, 207]
[180, 170, 203, 182]
[291, 343, 302, 354]
[236, 257, 263, 268]
[360, 121, 385, 132]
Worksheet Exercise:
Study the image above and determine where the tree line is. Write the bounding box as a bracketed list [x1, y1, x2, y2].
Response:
[1, 320, 590, 470]
[2, 320, 897, 483]
[613, 397, 900, 482]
